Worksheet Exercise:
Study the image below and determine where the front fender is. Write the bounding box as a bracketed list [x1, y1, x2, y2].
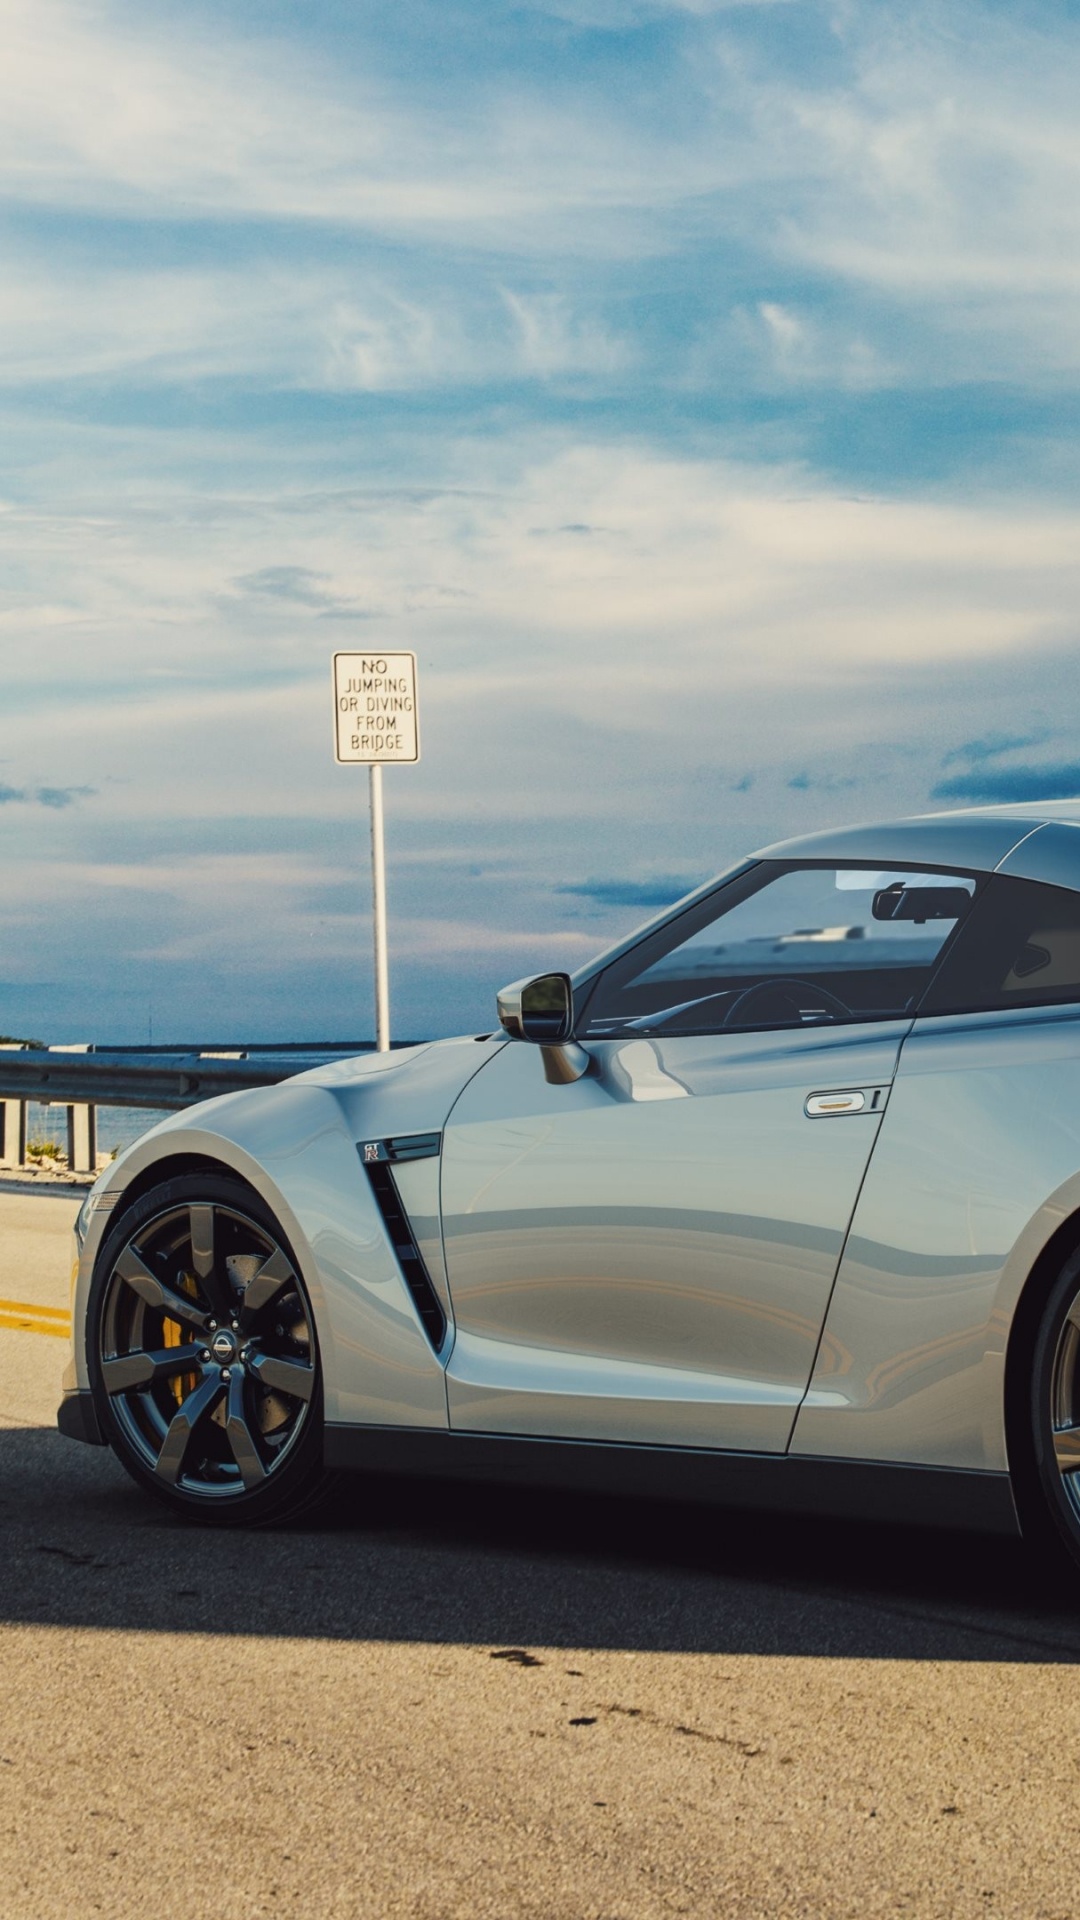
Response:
[71, 1038, 506, 1431]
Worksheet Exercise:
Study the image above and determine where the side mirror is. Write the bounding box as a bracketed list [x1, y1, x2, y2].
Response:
[497, 971, 573, 1043]
[496, 972, 590, 1084]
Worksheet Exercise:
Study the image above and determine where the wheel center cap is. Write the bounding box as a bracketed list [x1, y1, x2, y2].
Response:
[211, 1329, 238, 1363]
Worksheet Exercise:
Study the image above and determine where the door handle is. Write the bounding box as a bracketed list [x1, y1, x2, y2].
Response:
[804, 1087, 888, 1117]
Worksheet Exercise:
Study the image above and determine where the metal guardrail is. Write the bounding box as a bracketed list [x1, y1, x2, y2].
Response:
[0, 1047, 361, 1111]
[0, 1042, 378, 1173]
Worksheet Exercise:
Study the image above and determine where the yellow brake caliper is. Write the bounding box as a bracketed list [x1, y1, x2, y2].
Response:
[164, 1270, 201, 1405]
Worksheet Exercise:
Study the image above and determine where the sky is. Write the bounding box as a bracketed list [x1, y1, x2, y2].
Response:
[3, 0, 1080, 1045]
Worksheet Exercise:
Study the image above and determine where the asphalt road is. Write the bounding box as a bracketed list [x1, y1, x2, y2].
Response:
[3, 1186, 1080, 1919]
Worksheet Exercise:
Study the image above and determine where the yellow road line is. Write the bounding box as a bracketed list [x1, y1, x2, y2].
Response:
[0, 1298, 72, 1338]
[0, 1296, 70, 1320]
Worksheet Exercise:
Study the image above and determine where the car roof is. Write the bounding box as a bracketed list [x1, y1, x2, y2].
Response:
[755, 799, 1080, 883]
[570, 800, 1080, 992]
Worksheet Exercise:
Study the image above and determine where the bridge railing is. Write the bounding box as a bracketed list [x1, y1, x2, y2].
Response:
[0, 1042, 368, 1173]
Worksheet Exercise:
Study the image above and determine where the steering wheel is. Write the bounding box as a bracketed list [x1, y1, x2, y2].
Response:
[720, 976, 852, 1029]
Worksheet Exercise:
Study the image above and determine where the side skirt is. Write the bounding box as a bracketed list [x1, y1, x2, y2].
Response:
[324, 1424, 1019, 1537]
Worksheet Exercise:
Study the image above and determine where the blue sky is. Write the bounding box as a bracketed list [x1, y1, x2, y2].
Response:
[2, 0, 1080, 1043]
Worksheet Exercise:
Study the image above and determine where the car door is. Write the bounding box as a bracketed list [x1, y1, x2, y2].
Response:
[440, 860, 976, 1452]
[792, 859, 1080, 1469]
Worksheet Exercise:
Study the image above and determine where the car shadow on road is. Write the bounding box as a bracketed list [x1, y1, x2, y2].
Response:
[2, 1424, 1078, 1662]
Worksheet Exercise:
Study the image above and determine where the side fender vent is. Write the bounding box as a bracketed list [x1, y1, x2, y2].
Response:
[362, 1156, 447, 1353]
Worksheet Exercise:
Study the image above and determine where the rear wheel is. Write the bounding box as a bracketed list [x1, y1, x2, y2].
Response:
[88, 1174, 330, 1525]
[1024, 1248, 1080, 1574]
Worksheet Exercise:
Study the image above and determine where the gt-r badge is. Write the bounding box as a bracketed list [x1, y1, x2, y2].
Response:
[362, 1143, 380, 1163]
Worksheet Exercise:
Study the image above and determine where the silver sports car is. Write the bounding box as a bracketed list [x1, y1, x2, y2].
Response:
[58, 800, 1080, 1569]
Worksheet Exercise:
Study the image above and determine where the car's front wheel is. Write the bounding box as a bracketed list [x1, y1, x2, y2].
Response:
[88, 1173, 329, 1525]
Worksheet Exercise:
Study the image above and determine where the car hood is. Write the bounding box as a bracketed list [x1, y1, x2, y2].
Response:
[91, 1034, 506, 1198]
[279, 1033, 507, 1140]
[287, 1038, 440, 1089]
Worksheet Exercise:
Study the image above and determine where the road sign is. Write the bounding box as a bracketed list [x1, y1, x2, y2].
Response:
[333, 651, 419, 764]
[332, 652, 421, 1056]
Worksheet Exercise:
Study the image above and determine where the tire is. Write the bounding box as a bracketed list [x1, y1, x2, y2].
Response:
[87, 1173, 331, 1526]
[1021, 1246, 1080, 1576]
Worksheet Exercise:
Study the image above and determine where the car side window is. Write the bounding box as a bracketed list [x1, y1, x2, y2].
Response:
[918, 874, 1080, 1016]
[580, 862, 977, 1038]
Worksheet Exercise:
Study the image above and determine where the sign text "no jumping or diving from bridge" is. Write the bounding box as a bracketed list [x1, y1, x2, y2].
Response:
[333, 652, 420, 763]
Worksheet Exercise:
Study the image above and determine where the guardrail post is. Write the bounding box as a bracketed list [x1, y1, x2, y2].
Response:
[48, 1047, 96, 1175]
[0, 1099, 27, 1170]
[66, 1104, 97, 1174]
[0, 1044, 30, 1170]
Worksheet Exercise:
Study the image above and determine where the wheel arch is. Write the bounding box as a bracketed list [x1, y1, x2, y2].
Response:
[93, 1139, 324, 1330]
[106, 1151, 263, 1224]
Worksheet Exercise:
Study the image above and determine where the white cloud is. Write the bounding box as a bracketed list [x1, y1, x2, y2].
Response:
[752, 6, 1080, 371]
[743, 299, 893, 390]
[2, 435, 1078, 825]
[2, 0, 1079, 393]
[0, 258, 317, 385]
[0, 0, 719, 246]
[526, 0, 793, 22]
[0, 246, 633, 394]
[757, 301, 804, 357]
[500, 290, 631, 378]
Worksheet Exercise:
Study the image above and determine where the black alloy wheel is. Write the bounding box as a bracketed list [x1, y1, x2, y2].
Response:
[88, 1174, 329, 1525]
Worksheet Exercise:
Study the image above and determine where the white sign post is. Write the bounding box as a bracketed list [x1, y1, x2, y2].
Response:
[332, 651, 420, 1053]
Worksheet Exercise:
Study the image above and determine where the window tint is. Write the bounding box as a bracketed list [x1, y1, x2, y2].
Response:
[919, 874, 1080, 1016]
[581, 862, 977, 1038]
